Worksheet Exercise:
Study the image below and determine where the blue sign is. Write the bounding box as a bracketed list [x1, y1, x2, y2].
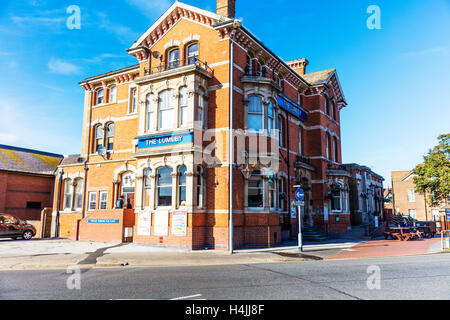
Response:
[137, 131, 193, 149]
[88, 219, 119, 224]
[277, 94, 308, 122]
[446, 209, 450, 219]
[296, 188, 305, 201]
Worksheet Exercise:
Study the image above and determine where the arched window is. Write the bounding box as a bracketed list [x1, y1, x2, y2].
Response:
[279, 177, 287, 211]
[146, 94, 155, 132]
[245, 55, 252, 75]
[268, 100, 275, 135]
[186, 43, 199, 65]
[196, 166, 206, 208]
[143, 168, 152, 208]
[106, 122, 114, 151]
[109, 86, 117, 103]
[268, 175, 276, 210]
[298, 127, 303, 155]
[96, 89, 104, 105]
[74, 178, 83, 210]
[158, 89, 174, 130]
[179, 87, 188, 127]
[248, 96, 263, 132]
[326, 133, 332, 160]
[168, 48, 179, 69]
[121, 171, 135, 208]
[94, 125, 104, 152]
[157, 167, 173, 207]
[334, 137, 339, 162]
[63, 179, 73, 210]
[178, 166, 187, 207]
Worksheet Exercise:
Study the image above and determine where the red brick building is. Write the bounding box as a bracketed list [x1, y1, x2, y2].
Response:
[0, 144, 63, 221]
[55, 0, 356, 249]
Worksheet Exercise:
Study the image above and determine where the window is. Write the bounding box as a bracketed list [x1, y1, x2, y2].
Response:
[331, 101, 336, 120]
[186, 43, 199, 65]
[144, 169, 152, 189]
[178, 166, 187, 206]
[196, 166, 205, 208]
[96, 89, 104, 105]
[248, 171, 264, 209]
[158, 90, 174, 130]
[409, 209, 416, 219]
[245, 55, 252, 75]
[268, 101, 275, 135]
[432, 209, 440, 219]
[63, 179, 73, 210]
[278, 115, 285, 148]
[408, 190, 415, 202]
[298, 128, 303, 155]
[106, 122, 114, 151]
[168, 48, 179, 69]
[255, 60, 263, 77]
[331, 190, 342, 212]
[198, 89, 206, 128]
[146, 94, 155, 132]
[88, 192, 97, 211]
[157, 167, 173, 207]
[130, 88, 137, 113]
[334, 137, 339, 162]
[332, 138, 336, 162]
[99, 192, 108, 210]
[74, 178, 83, 210]
[109, 86, 117, 103]
[279, 177, 286, 211]
[94, 125, 104, 152]
[248, 96, 263, 132]
[179, 87, 188, 126]
[268, 178, 276, 210]
[324, 97, 330, 116]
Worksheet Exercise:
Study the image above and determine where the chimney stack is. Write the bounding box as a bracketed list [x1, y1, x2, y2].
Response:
[217, 0, 236, 19]
[287, 58, 309, 76]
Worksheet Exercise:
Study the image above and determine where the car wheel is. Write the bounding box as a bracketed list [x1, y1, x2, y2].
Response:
[23, 230, 33, 240]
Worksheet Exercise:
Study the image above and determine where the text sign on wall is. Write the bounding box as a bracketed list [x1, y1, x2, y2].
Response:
[172, 211, 188, 237]
[277, 94, 307, 122]
[88, 219, 119, 224]
[446, 209, 450, 220]
[137, 132, 193, 149]
[154, 210, 169, 236]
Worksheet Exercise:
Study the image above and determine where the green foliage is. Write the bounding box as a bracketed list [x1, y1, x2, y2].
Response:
[413, 134, 450, 206]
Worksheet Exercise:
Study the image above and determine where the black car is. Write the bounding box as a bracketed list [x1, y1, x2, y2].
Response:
[0, 214, 36, 240]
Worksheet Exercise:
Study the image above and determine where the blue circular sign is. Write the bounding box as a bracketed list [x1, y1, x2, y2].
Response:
[295, 188, 305, 201]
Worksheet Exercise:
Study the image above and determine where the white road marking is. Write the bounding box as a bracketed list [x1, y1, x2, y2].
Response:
[171, 294, 203, 300]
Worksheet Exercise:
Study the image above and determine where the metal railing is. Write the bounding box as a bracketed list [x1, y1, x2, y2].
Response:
[143, 58, 212, 76]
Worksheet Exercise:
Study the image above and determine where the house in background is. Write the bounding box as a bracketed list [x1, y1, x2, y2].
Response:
[391, 170, 447, 221]
[0, 144, 63, 221]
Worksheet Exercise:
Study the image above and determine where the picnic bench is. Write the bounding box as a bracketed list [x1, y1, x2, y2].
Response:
[384, 227, 424, 241]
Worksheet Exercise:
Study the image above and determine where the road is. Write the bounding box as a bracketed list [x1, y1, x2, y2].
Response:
[1, 254, 449, 300]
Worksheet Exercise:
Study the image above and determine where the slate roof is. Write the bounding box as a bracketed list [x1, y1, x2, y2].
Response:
[0, 145, 64, 175]
[302, 69, 336, 86]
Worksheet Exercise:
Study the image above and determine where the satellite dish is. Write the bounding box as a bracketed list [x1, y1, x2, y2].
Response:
[97, 146, 107, 157]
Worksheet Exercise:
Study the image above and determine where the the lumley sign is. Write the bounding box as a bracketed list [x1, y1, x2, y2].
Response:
[277, 94, 308, 122]
[137, 131, 193, 149]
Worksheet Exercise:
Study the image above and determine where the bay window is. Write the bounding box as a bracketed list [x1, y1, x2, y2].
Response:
[197, 166, 206, 208]
[268, 101, 275, 135]
[248, 171, 264, 209]
[278, 115, 285, 148]
[178, 166, 187, 206]
[248, 96, 263, 132]
[179, 87, 188, 127]
[158, 89, 174, 130]
[268, 178, 276, 210]
[331, 190, 342, 212]
[198, 89, 205, 128]
[146, 94, 155, 132]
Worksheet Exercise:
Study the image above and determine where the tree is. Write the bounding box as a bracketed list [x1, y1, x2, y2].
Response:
[413, 134, 450, 207]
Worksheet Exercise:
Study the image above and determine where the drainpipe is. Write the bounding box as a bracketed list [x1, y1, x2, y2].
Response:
[82, 84, 94, 219]
[55, 169, 64, 238]
[229, 37, 234, 255]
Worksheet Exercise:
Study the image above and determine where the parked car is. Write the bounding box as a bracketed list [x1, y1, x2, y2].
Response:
[0, 214, 36, 240]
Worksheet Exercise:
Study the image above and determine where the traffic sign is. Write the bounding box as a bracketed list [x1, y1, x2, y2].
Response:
[295, 188, 305, 201]
[295, 201, 305, 206]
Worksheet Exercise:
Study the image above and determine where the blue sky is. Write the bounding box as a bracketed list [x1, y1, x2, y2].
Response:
[0, 0, 449, 186]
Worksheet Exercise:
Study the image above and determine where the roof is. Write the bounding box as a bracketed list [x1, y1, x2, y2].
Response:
[60, 154, 83, 166]
[0, 145, 63, 175]
[80, 64, 139, 85]
[303, 69, 336, 85]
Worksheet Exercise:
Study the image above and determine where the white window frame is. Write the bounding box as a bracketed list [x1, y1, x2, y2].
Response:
[186, 43, 199, 65]
[99, 191, 108, 210]
[109, 86, 117, 103]
[63, 179, 73, 211]
[158, 89, 175, 131]
[407, 189, 415, 202]
[248, 96, 264, 133]
[409, 209, 416, 219]
[146, 93, 155, 132]
[74, 179, 83, 211]
[179, 87, 188, 127]
[88, 192, 97, 211]
[168, 48, 179, 69]
[129, 87, 137, 114]
[96, 89, 104, 105]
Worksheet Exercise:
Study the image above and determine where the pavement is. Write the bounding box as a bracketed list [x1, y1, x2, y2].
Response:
[0, 232, 445, 271]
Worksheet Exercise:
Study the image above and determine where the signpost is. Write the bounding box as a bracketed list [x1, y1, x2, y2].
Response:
[296, 188, 305, 252]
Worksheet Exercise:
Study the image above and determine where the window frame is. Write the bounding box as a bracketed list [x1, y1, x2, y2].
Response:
[168, 48, 180, 69]
[248, 171, 264, 210]
[156, 167, 173, 208]
[186, 42, 199, 65]
[63, 179, 73, 210]
[74, 178, 83, 210]
[248, 95, 264, 133]
[105, 122, 114, 151]
[99, 191, 108, 210]
[178, 165, 187, 207]
[88, 192, 97, 211]
[96, 88, 104, 105]
[158, 89, 175, 131]
[179, 87, 188, 127]
[109, 86, 117, 103]
[196, 166, 206, 209]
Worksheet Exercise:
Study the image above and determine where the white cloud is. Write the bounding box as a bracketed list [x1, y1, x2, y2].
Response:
[403, 46, 448, 57]
[12, 15, 65, 27]
[48, 58, 81, 75]
[0, 133, 19, 144]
